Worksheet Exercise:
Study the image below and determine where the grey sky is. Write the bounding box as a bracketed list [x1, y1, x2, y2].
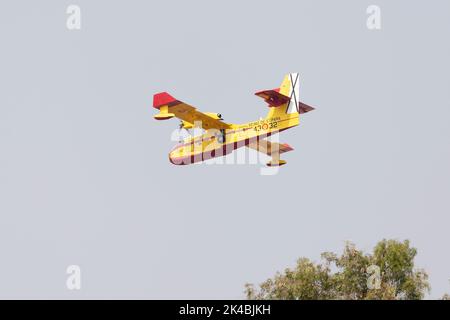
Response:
[0, 0, 449, 299]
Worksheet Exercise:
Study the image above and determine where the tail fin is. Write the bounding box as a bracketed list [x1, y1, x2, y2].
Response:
[258, 73, 314, 118]
[279, 73, 300, 114]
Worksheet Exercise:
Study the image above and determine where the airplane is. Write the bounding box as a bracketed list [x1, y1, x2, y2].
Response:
[153, 73, 315, 166]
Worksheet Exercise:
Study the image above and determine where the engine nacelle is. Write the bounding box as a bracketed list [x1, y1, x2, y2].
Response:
[204, 112, 223, 120]
[179, 112, 223, 129]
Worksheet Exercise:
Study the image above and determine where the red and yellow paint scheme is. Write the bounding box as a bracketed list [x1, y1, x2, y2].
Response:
[153, 73, 314, 166]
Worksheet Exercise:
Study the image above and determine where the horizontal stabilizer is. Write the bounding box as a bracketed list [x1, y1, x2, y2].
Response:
[255, 89, 290, 107]
[246, 140, 294, 156]
[298, 102, 315, 114]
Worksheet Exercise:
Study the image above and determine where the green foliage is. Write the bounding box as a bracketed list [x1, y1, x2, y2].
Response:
[245, 239, 430, 300]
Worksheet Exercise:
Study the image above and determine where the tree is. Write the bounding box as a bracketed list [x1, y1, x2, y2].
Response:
[245, 239, 430, 300]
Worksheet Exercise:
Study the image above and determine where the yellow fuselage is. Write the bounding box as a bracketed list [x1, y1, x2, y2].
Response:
[169, 112, 299, 165]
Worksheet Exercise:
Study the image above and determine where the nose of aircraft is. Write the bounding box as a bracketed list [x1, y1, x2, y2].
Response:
[168, 153, 180, 165]
[169, 146, 188, 165]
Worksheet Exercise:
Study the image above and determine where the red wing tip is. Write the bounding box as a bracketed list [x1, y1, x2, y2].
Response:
[282, 143, 294, 151]
[153, 92, 178, 109]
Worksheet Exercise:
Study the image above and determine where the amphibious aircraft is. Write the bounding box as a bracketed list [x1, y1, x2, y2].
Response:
[153, 73, 314, 166]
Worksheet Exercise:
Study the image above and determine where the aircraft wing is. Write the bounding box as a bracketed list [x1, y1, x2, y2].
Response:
[153, 92, 231, 130]
[246, 139, 294, 156]
[171, 103, 231, 130]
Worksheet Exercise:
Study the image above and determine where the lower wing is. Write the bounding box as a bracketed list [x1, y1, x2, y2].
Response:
[246, 140, 294, 156]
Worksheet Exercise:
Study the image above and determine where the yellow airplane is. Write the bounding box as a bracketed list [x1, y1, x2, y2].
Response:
[153, 73, 314, 166]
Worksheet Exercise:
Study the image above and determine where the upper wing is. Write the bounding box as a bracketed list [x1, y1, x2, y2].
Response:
[254, 89, 290, 107]
[153, 92, 231, 130]
[246, 139, 294, 156]
[171, 103, 231, 130]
